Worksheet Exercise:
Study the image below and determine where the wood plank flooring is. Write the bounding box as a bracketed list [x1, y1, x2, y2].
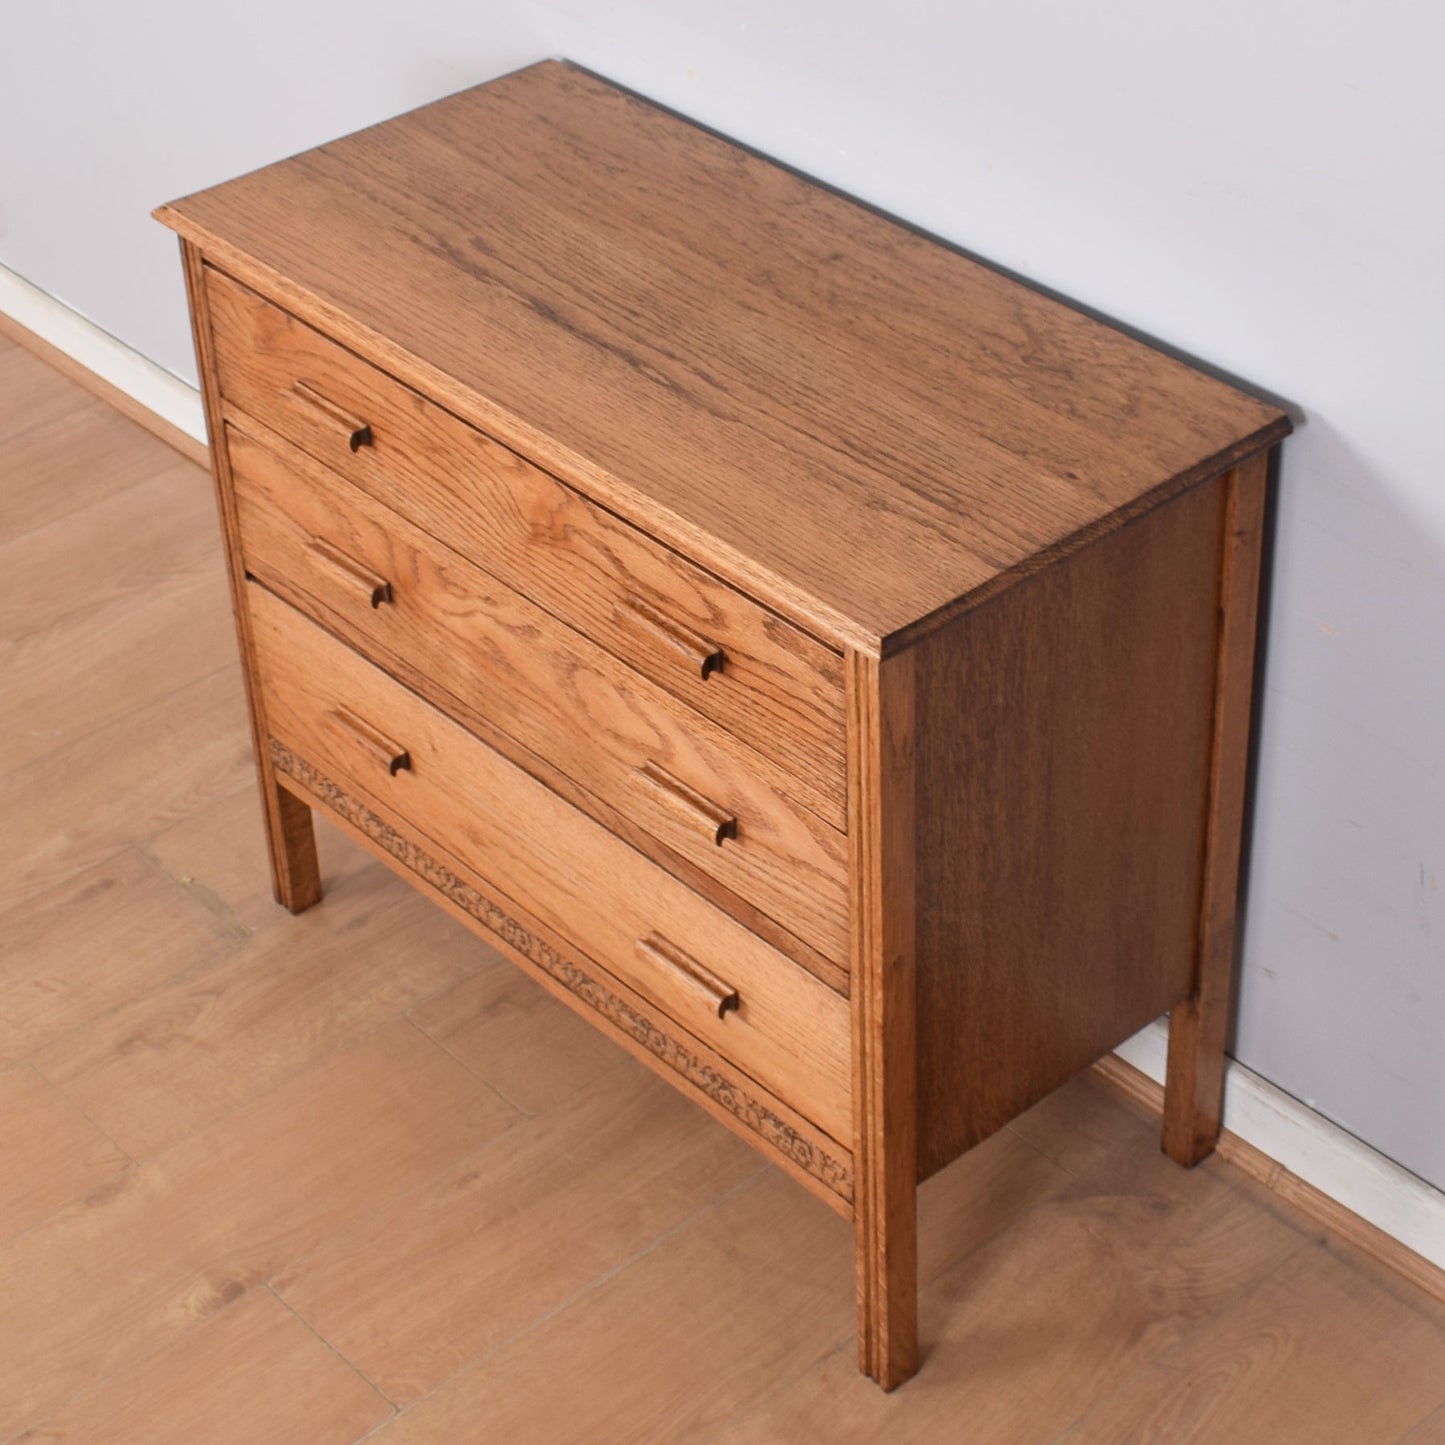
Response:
[2, 339, 1442, 1441]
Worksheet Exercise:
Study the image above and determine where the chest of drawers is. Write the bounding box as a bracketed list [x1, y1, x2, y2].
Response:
[157, 60, 1289, 1389]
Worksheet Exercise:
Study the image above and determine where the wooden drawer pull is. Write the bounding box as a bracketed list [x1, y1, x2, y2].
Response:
[635, 761, 737, 845]
[306, 538, 393, 608]
[290, 380, 373, 452]
[621, 596, 725, 680]
[328, 705, 411, 776]
[636, 933, 739, 1019]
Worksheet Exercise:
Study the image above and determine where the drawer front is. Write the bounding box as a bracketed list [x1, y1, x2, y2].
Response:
[228, 422, 848, 961]
[205, 267, 846, 813]
[246, 581, 853, 1146]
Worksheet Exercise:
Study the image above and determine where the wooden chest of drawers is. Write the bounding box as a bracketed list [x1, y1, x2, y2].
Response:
[157, 60, 1289, 1389]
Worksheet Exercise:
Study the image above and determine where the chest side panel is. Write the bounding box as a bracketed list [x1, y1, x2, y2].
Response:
[912, 472, 1229, 1178]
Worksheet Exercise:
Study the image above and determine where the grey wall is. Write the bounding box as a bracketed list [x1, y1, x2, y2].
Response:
[4, 2, 1442, 1186]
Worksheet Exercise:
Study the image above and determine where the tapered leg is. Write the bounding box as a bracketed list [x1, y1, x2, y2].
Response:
[848, 648, 919, 1389]
[265, 780, 323, 913]
[1163, 450, 1271, 1165]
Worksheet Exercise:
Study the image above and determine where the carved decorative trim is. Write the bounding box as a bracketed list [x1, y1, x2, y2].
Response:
[270, 740, 854, 1202]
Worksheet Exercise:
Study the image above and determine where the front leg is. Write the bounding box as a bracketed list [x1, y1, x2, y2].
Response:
[263, 774, 323, 914]
[849, 648, 920, 1389]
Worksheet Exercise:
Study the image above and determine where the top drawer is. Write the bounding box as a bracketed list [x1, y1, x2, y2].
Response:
[204, 268, 846, 810]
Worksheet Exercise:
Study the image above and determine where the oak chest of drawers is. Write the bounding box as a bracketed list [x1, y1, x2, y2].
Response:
[157, 60, 1289, 1389]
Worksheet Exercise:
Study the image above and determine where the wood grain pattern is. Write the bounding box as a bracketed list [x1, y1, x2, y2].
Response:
[157, 62, 1288, 649]
[0, 1066, 129, 1243]
[717, 1141, 1311, 1445]
[8, 1288, 391, 1445]
[848, 648, 919, 1389]
[180, 240, 322, 915]
[0, 665, 254, 912]
[33, 863, 484, 1158]
[141, 781, 374, 935]
[1008, 1064, 1165, 1177]
[0, 1020, 517, 1439]
[1059, 1243, 1445, 1443]
[0, 555, 233, 776]
[1164, 450, 1272, 1165]
[0, 462, 218, 648]
[0, 848, 241, 1067]
[269, 740, 853, 1208]
[227, 420, 848, 958]
[410, 960, 635, 1116]
[205, 268, 847, 793]
[273, 1067, 763, 1404]
[912, 1124, 1074, 1288]
[1096, 1050, 1445, 1316]
[911, 474, 1227, 1178]
[0, 344, 97, 442]
[248, 582, 853, 1146]
[0, 392, 189, 546]
[359, 1170, 857, 1445]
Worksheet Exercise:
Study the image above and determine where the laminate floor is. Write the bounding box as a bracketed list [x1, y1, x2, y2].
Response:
[2, 337, 1443, 1442]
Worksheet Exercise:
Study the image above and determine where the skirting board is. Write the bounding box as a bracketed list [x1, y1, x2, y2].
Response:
[5, 260, 1443, 1306]
[1102, 1018, 1445, 1304]
[0, 260, 206, 465]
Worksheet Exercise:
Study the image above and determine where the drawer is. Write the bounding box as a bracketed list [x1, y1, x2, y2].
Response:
[205, 267, 846, 812]
[246, 581, 853, 1146]
[228, 422, 849, 961]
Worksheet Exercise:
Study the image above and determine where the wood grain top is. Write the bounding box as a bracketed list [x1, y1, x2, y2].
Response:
[157, 60, 1289, 649]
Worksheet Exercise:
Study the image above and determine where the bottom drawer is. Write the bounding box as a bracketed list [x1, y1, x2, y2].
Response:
[246, 582, 854, 1150]
[269, 736, 853, 1210]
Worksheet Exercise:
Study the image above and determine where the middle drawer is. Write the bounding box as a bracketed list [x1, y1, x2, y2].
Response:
[228, 422, 850, 964]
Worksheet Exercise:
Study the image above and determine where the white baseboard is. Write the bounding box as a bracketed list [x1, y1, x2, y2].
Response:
[4, 259, 1442, 1288]
[1115, 1019, 1445, 1275]
[0, 261, 205, 443]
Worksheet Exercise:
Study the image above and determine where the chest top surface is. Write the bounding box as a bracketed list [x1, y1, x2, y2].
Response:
[157, 59, 1287, 650]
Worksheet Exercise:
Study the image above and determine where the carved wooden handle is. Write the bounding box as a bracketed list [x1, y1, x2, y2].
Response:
[306, 538, 392, 608]
[634, 761, 736, 846]
[621, 596, 725, 680]
[328, 706, 410, 776]
[636, 933, 739, 1019]
[290, 380, 373, 452]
